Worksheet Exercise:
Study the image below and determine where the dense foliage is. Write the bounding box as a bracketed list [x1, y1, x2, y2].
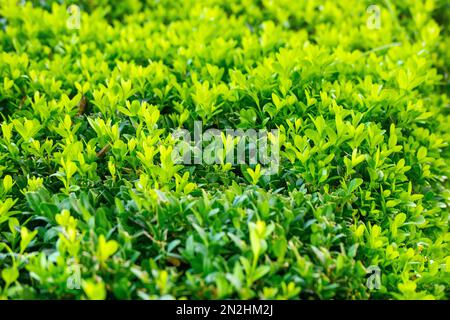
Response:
[0, 0, 449, 300]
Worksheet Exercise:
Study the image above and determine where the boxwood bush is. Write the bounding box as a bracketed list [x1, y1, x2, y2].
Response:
[0, 0, 449, 299]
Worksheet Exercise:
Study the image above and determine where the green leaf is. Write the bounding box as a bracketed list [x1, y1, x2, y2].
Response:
[97, 235, 119, 263]
[20, 227, 38, 253]
[2, 267, 19, 286]
[83, 280, 106, 300]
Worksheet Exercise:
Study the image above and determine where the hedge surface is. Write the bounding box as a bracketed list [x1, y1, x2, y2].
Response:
[0, 0, 449, 299]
